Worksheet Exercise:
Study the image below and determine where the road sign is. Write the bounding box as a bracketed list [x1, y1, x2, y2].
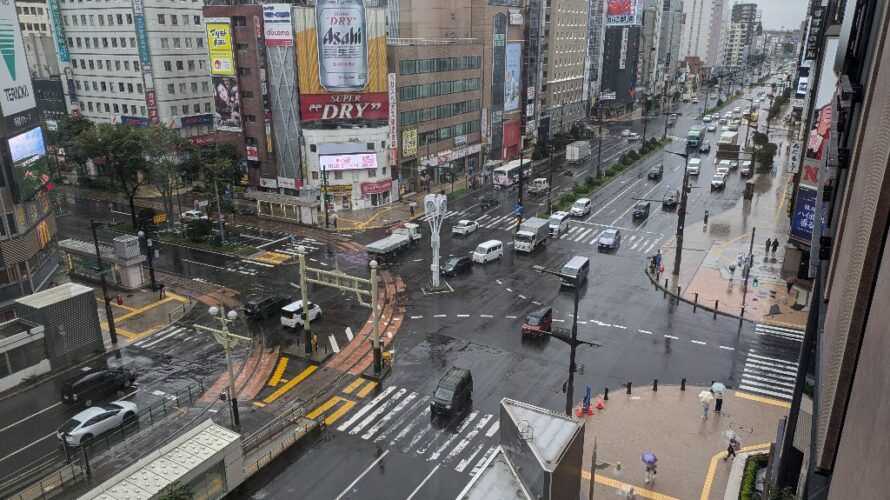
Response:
[198, 200, 210, 208]
[152, 214, 167, 224]
[514, 204, 523, 216]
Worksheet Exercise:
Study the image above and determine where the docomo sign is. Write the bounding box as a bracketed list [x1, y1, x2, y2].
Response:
[320, 153, 378, 171]
[263, 4, 294, 47]
[301, 93, 387, 121]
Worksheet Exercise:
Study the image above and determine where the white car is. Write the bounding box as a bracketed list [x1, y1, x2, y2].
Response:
[627, 132, 641, 141]
[452, 219, 478, 236]
[702, 116, 712, 123]
[715, 166, 730, 175]
[711, 173, 727, 190]
[707, 123, 717, 132]
[729, 160, 739, 168]
[692, 97, 699, 104]
[57, 401, 138, 446]
[281, 300, 322, 328]
[180, 210, 209, 223]
[621, 129, 631, 137]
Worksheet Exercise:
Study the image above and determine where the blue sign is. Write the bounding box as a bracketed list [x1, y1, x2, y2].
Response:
[180, 114, 214, 127]
[791, 186, 826, 244]
[120, 115, 149, 127]
[514, 204, 523, 216]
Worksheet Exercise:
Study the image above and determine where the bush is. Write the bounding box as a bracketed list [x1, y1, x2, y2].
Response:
[573, 184, 587, 197]
[559, 194, 574, 205]
[605, 167, 617, 177]
[626, 151, 639, 162]
[618, 153, 629, 165]
[186, 219, 212, 242]
[739, 454, 768, 499]
[584, 176, 595, 188]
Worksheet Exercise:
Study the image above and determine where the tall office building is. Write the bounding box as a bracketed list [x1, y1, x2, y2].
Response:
[586, 0, 605, 107]
[730, 2, 759, 61]
[679, 0, 728, 67]
[658, 0, 683, 90]
[639, 0, 664, 94]
[16, 0, 59, 79]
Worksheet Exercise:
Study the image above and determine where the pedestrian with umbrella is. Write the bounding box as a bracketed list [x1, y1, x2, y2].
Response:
[699, 390, 714, 420]
[641, 452, 657, 484]
[723, 430, 742, 461]
[711, 382, 726, 414]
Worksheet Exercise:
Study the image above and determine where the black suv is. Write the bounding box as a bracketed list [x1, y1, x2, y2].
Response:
[633, 201, 651, 219]
[61, 367, 136, 407]
[699, 141, 712, 154]
[662, 188, 680, 207]
[244, 294, 291, 320]
[430, 367, 473, 416]
[647, 164, 663, 181]
[440, 256, 473, 277]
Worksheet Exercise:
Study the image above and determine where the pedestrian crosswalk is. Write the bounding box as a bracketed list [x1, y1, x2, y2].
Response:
[738, 323, 803, 400]
[312, 384, 499, 476]
[131, 324, 201, 351]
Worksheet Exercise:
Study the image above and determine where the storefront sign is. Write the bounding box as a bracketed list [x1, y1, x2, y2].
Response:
[321, 184, 352, 193]
[360, 178, 392, 195]
[259, 177, 279, 188]
[120, 115, 149, 127]
[206, 18, 235, 76]
[187, 133, 216, 146]
[388, 72, 397, 164]
[804, 0, 826, 61]
[263, 4, 294, 46]
[320, 153, 378, 171]
[509, 10, 523, 25]
[402, 129, 417, 157]
[481, 109, 488, 144]
[277, 177, 297, 189]
[180, 113, 214, 127]
[0, 1, 37, 117]
[422, 144, 482, 165]
[619, 27, 629, 70]
[454, 135, 467, 147]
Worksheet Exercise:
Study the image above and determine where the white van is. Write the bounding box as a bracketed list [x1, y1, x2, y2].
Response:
[549, 211, 570, 236]
[472, 240, 503, 263]
[560, 256, 589, 286]
[570, 198, 591, 217]
[281, 300, 322, 328]
[687, 158, 701, 175]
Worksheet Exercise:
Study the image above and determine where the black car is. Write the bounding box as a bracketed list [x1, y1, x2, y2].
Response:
[480, 196, 500, 210]
[699, 141, 712, 154]
[440, 256, 473, 277]
[633, 201, 651, 219]
[61, 367, 136, 407]
[647, 164, 663, 180]
[244, 294, 291, 320]
[662, 188, 680, 207]
[430, 367, 473, 416]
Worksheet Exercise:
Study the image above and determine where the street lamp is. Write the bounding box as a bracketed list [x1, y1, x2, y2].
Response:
[137, 230, 157, 292]
[662, 150, 691, 283]
[531, 264, 601, 416]
[90, 219, 118, 345]
[588, 437, 623, 500]
[737, 97, 756, 149]
[194, 305, 248, 429]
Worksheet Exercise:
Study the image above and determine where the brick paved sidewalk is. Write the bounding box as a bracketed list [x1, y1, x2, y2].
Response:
[580, 386, 789, 500]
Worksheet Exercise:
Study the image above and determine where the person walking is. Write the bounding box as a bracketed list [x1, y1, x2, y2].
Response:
[702, 397, 711, 420]
[729, 263, 736, 283]
[644, 464, 657, 484]
[772, 239, 779, 253]
[625, 487, 637, 500]
[332, 214, 338, 229]
[765, 237, 772, 255]
[724, 436, 741, 461]
[714, 391, 724, 414]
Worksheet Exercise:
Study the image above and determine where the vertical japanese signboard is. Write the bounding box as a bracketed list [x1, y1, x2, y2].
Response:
[263, 4, 294, 47]
[206, 18, 241, 132]
[132, 0, 158, 124]
[388, 72, 397, 164]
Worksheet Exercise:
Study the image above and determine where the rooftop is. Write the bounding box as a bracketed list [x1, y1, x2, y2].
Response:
[501, 398, 583, 471]
[0, 318, 42, 339]
[15, 282, 94, 309]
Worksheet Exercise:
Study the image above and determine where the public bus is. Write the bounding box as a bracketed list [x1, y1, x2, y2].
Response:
[492, 160, 532, 189]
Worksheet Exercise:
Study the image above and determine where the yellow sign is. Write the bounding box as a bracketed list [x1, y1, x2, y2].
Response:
[402, 129, 418, 157]
[153, 214, 167, 224]
[206, 20, 235, 76]
[321, 184, 352, 193]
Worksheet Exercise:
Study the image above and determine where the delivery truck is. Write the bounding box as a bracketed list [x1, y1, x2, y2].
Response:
[566, 141, 591, 163]
[365, 223, 422, 262]
[513, 217, 549, 252]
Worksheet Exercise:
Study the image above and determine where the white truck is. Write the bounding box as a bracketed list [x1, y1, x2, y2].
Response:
[527, 178, 550, 196]
[365, 223, 422, 261]
[718, 131, 739, 145]
[514, 217, 549, 252]
[566, 141, 591, 163]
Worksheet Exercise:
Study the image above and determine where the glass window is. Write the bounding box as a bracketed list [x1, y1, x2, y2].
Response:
[176, 61, 183, 70]
[173, 38, 181, 49]
[161, 38, 169, 49]
[167, 83, 175, 94]
[157, 14, 165, 24]
[170, 15, 178, 25]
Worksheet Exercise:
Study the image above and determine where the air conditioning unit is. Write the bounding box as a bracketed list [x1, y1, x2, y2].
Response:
[113, 235, 141, 260]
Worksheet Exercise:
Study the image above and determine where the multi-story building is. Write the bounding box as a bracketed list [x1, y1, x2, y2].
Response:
[720, 21, 745, 67]
[53, 0, 214, 140]
[679, 0, 728, 68]
[657, 0, 683, 93]
[598, 3, 643, 116]
[0, 1, 61, 319]
[17, 0, 59, 79]
[639, 0, 664, 95]
[729, 2, 759, 63]
[586, 0, 605, 108]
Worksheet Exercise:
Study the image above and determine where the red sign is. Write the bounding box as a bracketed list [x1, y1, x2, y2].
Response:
[246, 145, 259, 161]
[145, 90, 157, 107]
[254, 16, 263, 39]
[187, 133, 216, 146]
[607, 0, 633, 15]
[300, 93, 388, 122]
[360, 178, 392, 195]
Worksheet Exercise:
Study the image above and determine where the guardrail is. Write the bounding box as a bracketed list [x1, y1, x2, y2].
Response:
[242, 400, 309, 452]
[3, 459, 87, 500]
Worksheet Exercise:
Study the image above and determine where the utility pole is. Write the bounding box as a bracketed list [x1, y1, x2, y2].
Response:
[90, 219, 118, 345]
[213, 180, 226, 245]
[741, 227, 757, 315]
[596, 102, 604, 178]
[297, 248, 313, 355]
[194, 305, 249, 429]
[516, 144, 525, 232]
[547, 149, 554, 215]
[662, 151, 690, 281]
[322, 166, 330, 228]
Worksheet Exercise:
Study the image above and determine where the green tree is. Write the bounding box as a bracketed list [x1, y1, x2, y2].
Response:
[74, 123, 147, 227]
[754, 142, 779, 171]
[56, 115, 94, 175]
[144, 126, 191, 225]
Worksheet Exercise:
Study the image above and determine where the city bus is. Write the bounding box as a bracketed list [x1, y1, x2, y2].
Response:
[493, 160, 532, 189]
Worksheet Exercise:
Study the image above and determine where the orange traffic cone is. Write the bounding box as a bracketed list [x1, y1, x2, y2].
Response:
[576, 403, 584, 417]
[586, 405, 594, 415]
[596, 397, 605, 410]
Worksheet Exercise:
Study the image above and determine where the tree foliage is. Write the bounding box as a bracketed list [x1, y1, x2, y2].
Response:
[56, 116, 94, 174]
[754, 142, 779, 171]
[144, 126, 190, 224]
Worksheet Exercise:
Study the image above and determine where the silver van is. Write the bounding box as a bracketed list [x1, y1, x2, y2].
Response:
[549, 211, 570, 236]
[472, 240, 503, 263]
[560, 256, 589, 286]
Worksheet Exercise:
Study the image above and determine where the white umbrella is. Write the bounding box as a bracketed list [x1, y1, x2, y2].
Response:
[698, 390, 714, 403]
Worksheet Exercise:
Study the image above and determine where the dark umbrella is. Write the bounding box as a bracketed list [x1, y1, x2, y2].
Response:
[641, 452, 657, 465]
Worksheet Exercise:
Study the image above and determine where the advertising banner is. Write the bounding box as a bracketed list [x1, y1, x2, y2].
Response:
[263, 5, 293, 46]
[180, 113, 214, 127]
[206, 18, 235, 76]
[246, 145, 258, 161]
[132, 0, 151, 65]
[187, 133, 216, 146]
[213, 76, 242, 132]
[606, 0, 641, 26]
[320, 153, 378, 171]
[360, 178, 392, 195]
[46, 0, 69, 62]
[0, 2, 37, 117]
[293, 6, 388, 122]
[619, 27, 628, 70]
[791, 185, 826, 244]
[480, 108, 488, 144]
[388, 72, 397, 162]
[7, 127, 51, 202]
[402, 129, 417, 157]
[277, 177, 297, 189]
[804, 0, 826, 61]
[259, 177, 278, 188]
[504, 43, 521, 112]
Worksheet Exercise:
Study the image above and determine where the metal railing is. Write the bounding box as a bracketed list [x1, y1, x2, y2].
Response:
[387, 37, 478, 46]
[242, 400, 309, 452]
[4, 459, 87, 500]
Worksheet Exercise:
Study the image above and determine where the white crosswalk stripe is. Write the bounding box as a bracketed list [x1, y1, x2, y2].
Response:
[331, 385, 498, 473]
[133, 325, 199, 349]
[738, 323, 804, 400]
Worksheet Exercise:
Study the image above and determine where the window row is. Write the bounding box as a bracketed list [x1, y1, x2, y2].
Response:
[165, 81, 211, 95]
[75, 79, 144, 94]
[67, 36, 136, 50]
[64, 13, 133, 27]
[162, 59, 205, 72]
[418, 119, 480, 145]
[400, 99, 480, 126]
[72, 58, 140, 72]
[398, 56, 481, 75]
[169, 103, 212, 116]
[156, 14, 202, 26]
[19, 23, 49, 32]
[17, 6, 45, 15]
[60, 0, 199, 3]
[310, 167, 387, 180]
[159, 37, 205, 50]
[81, 100, 211, 116]
[398, 78, 480, 101]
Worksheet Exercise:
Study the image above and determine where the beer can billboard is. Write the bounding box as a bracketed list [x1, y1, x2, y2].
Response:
[293, 4, 388, 122]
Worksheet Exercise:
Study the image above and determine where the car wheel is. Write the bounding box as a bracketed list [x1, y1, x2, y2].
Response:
[123, 379, 132, 389]
[316, 312, 322, 322]
[80, 434, 93, 446]
[123, 412, 138, 425]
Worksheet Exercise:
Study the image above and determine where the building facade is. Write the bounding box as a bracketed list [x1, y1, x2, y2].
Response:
[679, 0, 727, 67]
[639, 0, 664, 95]
[586, 0, 605, 108]
[658, 0, 683, 94]
[17, 0, 60, 79]
[537, 0, 589, 138]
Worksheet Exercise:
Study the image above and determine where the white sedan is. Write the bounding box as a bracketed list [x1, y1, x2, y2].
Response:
[180, 210, 209, 223]
[621, 129, 632, 137]
[57, 401, 138, 446]
[452, 219, 479, 236]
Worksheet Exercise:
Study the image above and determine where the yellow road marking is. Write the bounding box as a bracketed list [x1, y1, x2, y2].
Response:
[104, 296, 180, 323]
[774, 181, 790, 224]
[760, 318, 806, 330]
[342, 378, 365, 394]
[99, 297, 136, 312]
[268, 357, 289, 387]
[253, 401, 266, 408]
[356, 381, 378, 398]
[262, 365, 318, 404]
[701, 443, 770, 500]
[581, 470, 680, 500]
[735, 391, 791, 408]
[114, 328, 139, 339]
[307, 396, 344, 419]
[323, 400, 357, 425]
[715, 232, 751, 248]
[166, 291, 189, 304]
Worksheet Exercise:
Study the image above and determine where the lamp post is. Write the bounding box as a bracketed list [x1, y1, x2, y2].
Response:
[531, 265, 601, 416]
[137, 230, 157, 292]
[663, 150, 691, 283]
[738, 97, 756, 149]
[589, 437, 623, 500]
[321, 166, 330, 228]
[194, 305, 248, 429]
[90, 219, 118, 345]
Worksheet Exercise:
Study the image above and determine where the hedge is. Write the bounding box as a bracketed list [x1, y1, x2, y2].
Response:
[739, 454, 769, 499]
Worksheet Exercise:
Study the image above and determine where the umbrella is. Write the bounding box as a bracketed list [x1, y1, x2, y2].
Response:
[641, 452, 657, 465]
[698, 390, 714, 403]
[711, 382, 726, 393]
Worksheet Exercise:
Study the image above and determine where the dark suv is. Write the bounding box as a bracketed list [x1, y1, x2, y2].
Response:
[244, 294, 291, 320]
[430, 367, 473, 416]
[647, 164, 663, 181]
[61, 367, 136, 407]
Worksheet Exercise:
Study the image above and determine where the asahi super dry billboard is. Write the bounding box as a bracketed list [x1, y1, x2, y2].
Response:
[293, 3, 388, 122]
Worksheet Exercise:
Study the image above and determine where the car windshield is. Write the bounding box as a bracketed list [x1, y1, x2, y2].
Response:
[549, 216, 563, 225]
[515, 234, 532, 243]
[445, 258, 460, 267]
[474, 245, 488, 254]
[635, 203, 648, 211]
[58, 418, 83, 433]
[602, 230, 617, 239]
[434, 388, 454, 401]
[525, 315, 542, 326]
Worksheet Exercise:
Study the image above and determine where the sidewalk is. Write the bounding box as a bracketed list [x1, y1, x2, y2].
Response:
[656, 145, 807, 328]
[581, 386, 789, 500]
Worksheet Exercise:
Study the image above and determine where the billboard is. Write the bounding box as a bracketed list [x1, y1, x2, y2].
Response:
[791, 185, 826, 244]
[320, 153, 378, 171]
[388, 72, 397, 163]
[605, 0, 641, 26]
[46, 0, 69, 62]
[263, 4, 294, 47]
[402, 129, 417, 157]
[213, 76, 242, 132]
[7, 127, 51, 202]
[206, 18, 235, 76]
[0, 3, 37, 117]
[504, 43, 521, 112]
[293, 6, 388, 122]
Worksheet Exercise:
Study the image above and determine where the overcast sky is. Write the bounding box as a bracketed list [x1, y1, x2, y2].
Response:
[754, 0, 809, 30]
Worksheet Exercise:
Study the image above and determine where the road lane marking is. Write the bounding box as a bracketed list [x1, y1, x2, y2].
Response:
[638, 329, 653, 334]
[586, 178, 643, 221]
[0, 432, 56, 464]
[518, 294, 527, 299]
[428, 411, 478, 461]
[357, 381, 379, 398]
[613, 325, 627, 330]
[505, 315, 517, 319]
[719, 345, 735, 350]
[334, 449, 391, 500]
[262, 365, 318, 404]
[457, 314, 470, 318]
[349, 388, 408, 436]
[410, 315, 423, 319]
[362, 392, 418, 440]
[433, 314, 446, 318]
[480, 314, 493, 318]
[0, 403, 62, 434]
[323, 400, 357, 425]
[338, 386, 397, 432]
[406, 465, 440, 500]
[374, 396, 429, 444]
[342, 378, 365, 394]
[455, 442, 487, 473]
[345, 327, 354, 341]
[505, 288, 513, 292]
[308, 396, 343, 420]
[470, 446, 499, 477]
[664, 335, 679, 340]
[268, 357, 288, 387]
[391, 408, 431, 447]
[691, 340, 706, 345]
[445, 414, 493, 462]
[582, 470, 681, 500]
[485, 421, 500, 437]
[329, 335, 340, 353]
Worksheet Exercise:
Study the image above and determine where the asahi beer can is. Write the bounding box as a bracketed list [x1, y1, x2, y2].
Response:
[315, 0, 369, 91]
